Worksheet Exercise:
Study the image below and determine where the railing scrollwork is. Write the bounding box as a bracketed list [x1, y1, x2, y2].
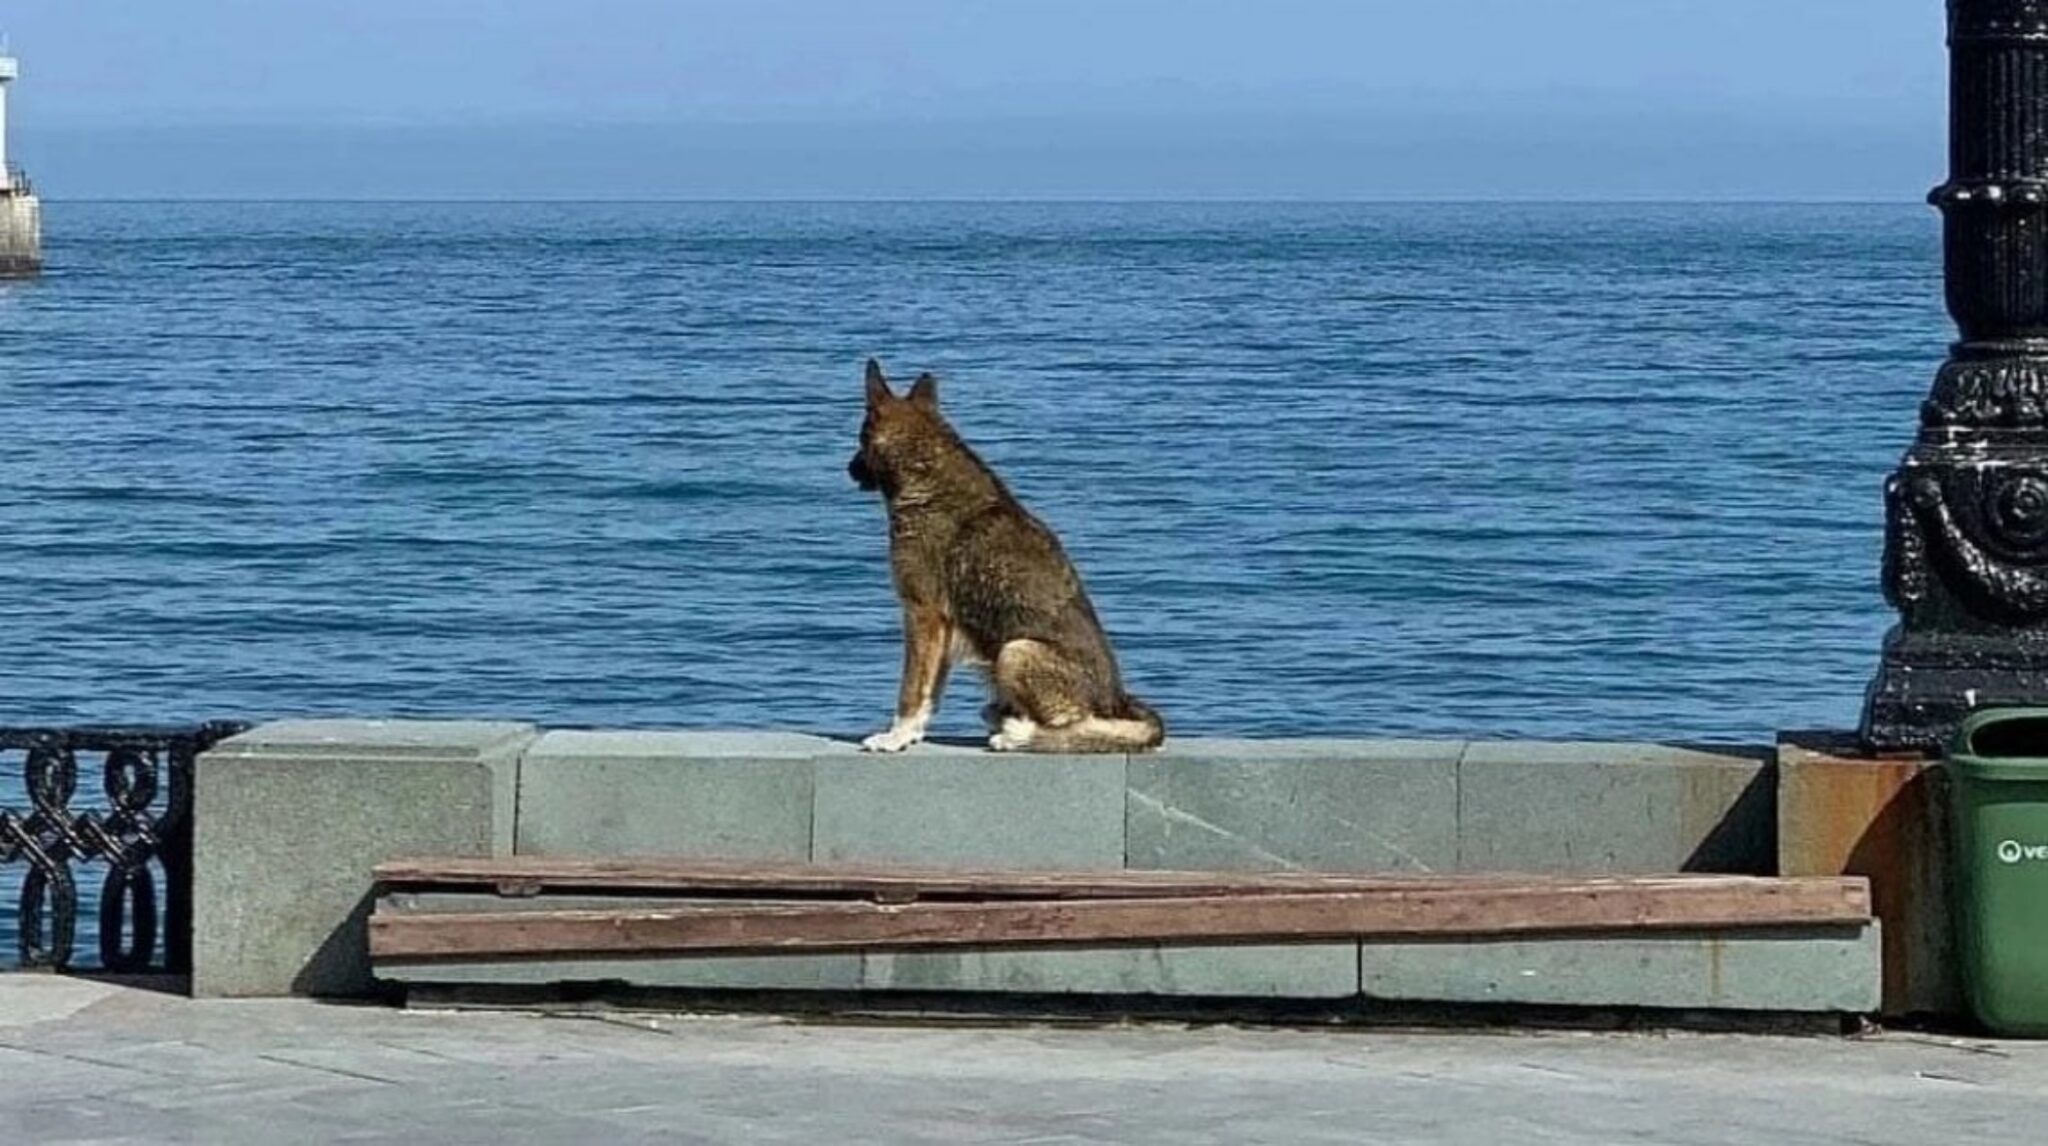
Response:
[0, 723, 247, 972]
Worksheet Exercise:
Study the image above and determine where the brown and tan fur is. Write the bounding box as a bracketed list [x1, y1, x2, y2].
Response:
[848, 359, 1165, 754]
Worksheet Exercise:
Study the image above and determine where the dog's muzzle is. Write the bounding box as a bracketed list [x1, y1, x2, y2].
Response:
[848, 452, 878, 491]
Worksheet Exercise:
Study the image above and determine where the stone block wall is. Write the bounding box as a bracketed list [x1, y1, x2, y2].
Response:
[193, 721, 1877, 1017]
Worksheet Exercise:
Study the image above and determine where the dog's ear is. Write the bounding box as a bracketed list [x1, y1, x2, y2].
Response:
[908, 372, 939, 411]
[865, 358, 893, 407]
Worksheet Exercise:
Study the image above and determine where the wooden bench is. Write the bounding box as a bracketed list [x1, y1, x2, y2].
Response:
[369, 857, 1874, 963]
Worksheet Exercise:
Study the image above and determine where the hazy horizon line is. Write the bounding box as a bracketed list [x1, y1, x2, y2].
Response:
[35, 195, 1933, 206]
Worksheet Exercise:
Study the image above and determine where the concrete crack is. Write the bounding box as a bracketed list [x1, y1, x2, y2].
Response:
[1329, 814, 1433, 873]
[1127, 790, 1303, 871]
[0, 1040, 186, 1081]
[253, 1051, 403, 1085]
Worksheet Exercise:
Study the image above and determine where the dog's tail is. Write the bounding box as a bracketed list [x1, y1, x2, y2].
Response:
[1118, 694, 1167, 749]
[1028, 694, 1166, 754]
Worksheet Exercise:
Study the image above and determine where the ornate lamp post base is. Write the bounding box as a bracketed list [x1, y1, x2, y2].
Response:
[1867, 629, 2048, 755]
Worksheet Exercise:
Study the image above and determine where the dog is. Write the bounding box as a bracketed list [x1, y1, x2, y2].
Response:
[848, 358, 1166, 754]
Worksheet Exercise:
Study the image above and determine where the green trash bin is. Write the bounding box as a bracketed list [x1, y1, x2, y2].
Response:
[1950, 707, 2048, 1037]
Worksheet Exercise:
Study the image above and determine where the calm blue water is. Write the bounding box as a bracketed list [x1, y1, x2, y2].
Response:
[0, 199, 1941, 744]
[0, 200, 1948, 966]
[0, 201, 1940, 745]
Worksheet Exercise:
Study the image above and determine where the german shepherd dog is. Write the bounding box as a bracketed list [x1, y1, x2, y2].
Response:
[848, 359, 1166, 754]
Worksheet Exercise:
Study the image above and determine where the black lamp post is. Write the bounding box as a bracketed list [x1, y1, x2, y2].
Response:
[1864, 0, 2048, 750]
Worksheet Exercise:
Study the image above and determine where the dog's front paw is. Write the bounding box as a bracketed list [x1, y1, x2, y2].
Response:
[861, 726, 924, 753]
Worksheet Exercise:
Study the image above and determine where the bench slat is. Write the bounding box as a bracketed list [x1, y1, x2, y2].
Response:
[374, 856, 1870, 907]
[370, 877, 1874, 961]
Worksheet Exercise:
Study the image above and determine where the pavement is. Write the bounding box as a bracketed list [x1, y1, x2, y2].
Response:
[1, 977, 2045, 1144]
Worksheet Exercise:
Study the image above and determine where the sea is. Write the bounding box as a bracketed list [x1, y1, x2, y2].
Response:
[0, 200, 1944, 964]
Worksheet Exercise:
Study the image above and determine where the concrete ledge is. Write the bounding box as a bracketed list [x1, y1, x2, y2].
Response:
[376, 923, 1878, 1013]
[206, 723, 1883, 1018]
[865, 945, 1361, 998]
[504, 734, 1782, 879]
[811, 743, 1126, 869]
[518, 730, 842, 860]
[1458, 741, 1775, 874]
[193, 719, 535, 998]
[0, 193, 39, 278]
[1128, 740, 1459, 873]
[1361, 924, 1882, 1014]
[1777, 732, 1956, 1019]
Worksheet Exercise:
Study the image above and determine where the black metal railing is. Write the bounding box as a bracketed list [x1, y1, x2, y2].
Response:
[0, 723, 247, 972]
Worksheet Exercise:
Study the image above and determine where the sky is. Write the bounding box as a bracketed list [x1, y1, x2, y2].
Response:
[0, 0, 1949, 200]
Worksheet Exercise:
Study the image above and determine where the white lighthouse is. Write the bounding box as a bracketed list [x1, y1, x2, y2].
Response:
[0, 48, 41, 277]
[0, 53, 14, 181]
